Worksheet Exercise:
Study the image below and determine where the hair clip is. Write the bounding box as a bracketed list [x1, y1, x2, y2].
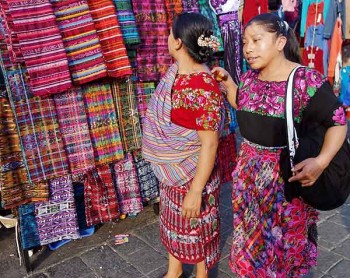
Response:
[197, 34, 220, 51]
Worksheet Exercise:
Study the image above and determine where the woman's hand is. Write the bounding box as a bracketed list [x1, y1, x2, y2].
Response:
[288, 157, 327, 186]
[182, 188, 202, 219]
[211, 67, 229, 82]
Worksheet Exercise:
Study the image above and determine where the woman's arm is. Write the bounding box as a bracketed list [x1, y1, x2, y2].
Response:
[211, 67, 238, 109]
[181, 130, 219, 218]
[288, 125, 348, 186]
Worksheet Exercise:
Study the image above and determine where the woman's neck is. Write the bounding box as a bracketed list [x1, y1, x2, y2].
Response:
[258, 57, 297, 82]
[176, 56, 208, 75]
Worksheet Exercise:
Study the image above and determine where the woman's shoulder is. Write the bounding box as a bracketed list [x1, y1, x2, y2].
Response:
[295, 66, 327, 97]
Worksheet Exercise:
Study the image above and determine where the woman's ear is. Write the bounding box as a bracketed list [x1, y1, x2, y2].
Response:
[175, 38, 183, 50]
[276, 36, 287, 52]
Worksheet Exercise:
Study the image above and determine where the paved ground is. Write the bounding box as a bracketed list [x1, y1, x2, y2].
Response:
[0, 180, 349, 278]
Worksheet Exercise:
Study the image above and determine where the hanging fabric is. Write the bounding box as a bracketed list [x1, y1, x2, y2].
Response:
[53, 87, 95, 174]
[51, 0, 107, 85]
[181, 0, 200, 13]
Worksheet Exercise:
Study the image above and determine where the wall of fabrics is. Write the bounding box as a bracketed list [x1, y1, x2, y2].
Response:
[0, 0, 240, 250]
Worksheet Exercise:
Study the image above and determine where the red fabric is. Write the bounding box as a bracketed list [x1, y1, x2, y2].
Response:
[302, 46, 324, 74]
[242, 0, 268, 25]
[171, 72, 223, 131]
[305, 2, 324, 34]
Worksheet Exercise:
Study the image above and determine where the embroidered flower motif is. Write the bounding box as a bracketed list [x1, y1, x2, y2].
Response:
[332, 107, 346, 125]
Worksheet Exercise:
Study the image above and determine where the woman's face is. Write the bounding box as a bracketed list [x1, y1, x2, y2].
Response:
[242, 23, 281, 70]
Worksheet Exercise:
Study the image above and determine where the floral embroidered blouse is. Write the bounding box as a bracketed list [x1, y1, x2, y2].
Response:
[236, 67, 346, 147]
[171, 72, 224, 131]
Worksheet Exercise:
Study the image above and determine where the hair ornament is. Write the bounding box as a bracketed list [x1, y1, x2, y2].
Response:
[197, 34, 220, 51]
[284, 21, 289, 31]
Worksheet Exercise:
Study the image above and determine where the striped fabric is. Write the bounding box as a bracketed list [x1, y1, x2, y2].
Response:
[84, 165, 120, 226]
[113, 154, 143, 215]
[19, 204, 41, 249]
[132, 150, 159, 204]
[142, 64, 201, 187]
[135, 81, 156, 128]
[0, 0, 24, 65]
[217, 133, 237, 184]
[34, 175, 80, 245]
[86, 0, 131, 77]
[51, 0, 107, 85]
[111, 79, 142, 152]
[0, 90, 49, 208]
[132, 0, 171, 81]
[53, 87, 95, 174]
[113, 0, 140, 47]
[82, 82, 124, 165]
[164, 0, 183, 27]
[7, 0, 72, 95]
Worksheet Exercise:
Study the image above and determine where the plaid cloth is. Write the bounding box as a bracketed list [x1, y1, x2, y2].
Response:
[113, 153, 143, 215]
[111, 79, 142, 152]
[84, 165, 120, 226]
[113, 0, 140, 47]
[51, 0, 107, 85]
[217, 133, 237, 184]
[19, 204, 41, 250]
[135, 81, 156, 129]
[132, 150, 159, 204]
[0, 90, 49, 208]
[181, 0, 199, 13]
[164, 0, 183, 28]
[7, 69, 69, 182]
[132, 0, 171, 81]
[34, 175, 80, 245]
[53, 88, 95, 174]
[86, 0, 131, 78]
[7, 0, 72, 95]
[82, 82, 124, 165]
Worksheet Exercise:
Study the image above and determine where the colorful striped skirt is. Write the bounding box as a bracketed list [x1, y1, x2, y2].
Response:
[159, 167, 221, 270]
[229, 140, 318, 277]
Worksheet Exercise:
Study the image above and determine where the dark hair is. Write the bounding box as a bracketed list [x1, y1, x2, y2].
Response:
[245, 13, 302, 64]
[172, 12, 214, 63]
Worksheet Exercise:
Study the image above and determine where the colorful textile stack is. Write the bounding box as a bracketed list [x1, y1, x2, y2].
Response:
[7, 0, 72, 95]
[132, 150, 159, 204]
[34, 176, 80, 245]
[9, 72, 69, 182]
[113, 154, 143, 215]
[135, 81, 156, 128]
[0, 90, 49, 208]
[217, 133, 237, 184]
[87, 0, 131, 77]
[132, 0, 171, 81]
[84, 165, 120, 226]
[113, 0, 140, 47]
[5, 68, 33, 102]
[53, 88, 95, 174]
[19, 204, 41, 249]
[164, 0, 183, 27]
[111, 79, 142, 152]
[51, 0, 107, 85]
[82, 82, 124, 165]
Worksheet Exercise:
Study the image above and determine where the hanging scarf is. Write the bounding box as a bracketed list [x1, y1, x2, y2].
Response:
[142, 63, 201, 187]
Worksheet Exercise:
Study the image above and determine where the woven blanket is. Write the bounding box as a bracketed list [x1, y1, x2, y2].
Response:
[217, 133, 237, 183]
[82, 82, 124, 165]
[84, 165, 120, 226]
[86, 0, 131, 77]
[135, 81, 156, 128]
[54, 87, 95, 174]
[0, 90, 49, 208]
[35, 175, 80, 245]
[181, 0, 199, 13]
[113, 153, 143, 215]
[132, 150, 159, 204]
[164, 0, 183, 27]
[111, 79, 142, 152]
[113, 0, 140, 46]
[132, 0, 171, 81]
[51, 0, 107, 85]
[9, 72, 69, 182]
[8, 0, 72, 95]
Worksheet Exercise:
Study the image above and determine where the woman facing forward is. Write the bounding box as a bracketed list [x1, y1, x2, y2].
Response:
[142, 12, 225, 278]
[212, 13, 347, 277]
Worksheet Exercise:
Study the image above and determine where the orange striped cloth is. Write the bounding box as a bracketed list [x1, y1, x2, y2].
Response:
[87, 0, 131, 78]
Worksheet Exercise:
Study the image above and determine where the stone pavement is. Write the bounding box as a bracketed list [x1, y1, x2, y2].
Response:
[0, 181, 349, 278]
